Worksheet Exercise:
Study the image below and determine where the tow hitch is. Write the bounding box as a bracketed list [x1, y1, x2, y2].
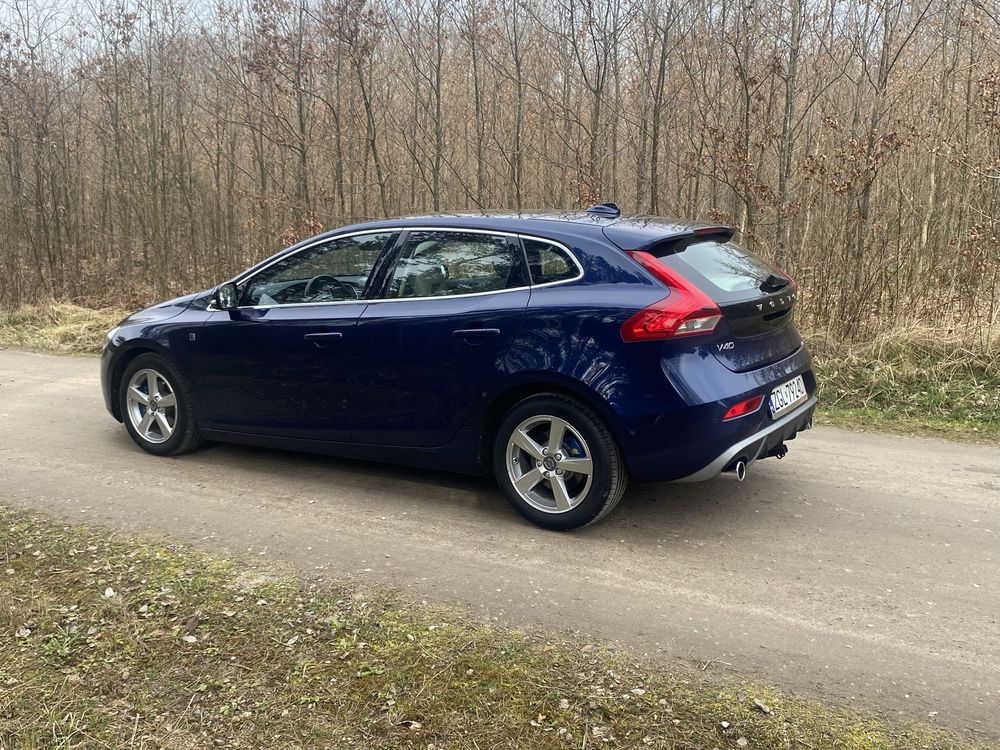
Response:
[767, 443, 788, 460]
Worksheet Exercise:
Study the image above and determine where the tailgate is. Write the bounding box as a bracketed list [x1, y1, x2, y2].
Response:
[607, 226, 802, 372]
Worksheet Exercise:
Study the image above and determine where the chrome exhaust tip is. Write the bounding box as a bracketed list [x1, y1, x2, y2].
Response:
[734, 459, 747, 482]
[723, 456, 749, 480]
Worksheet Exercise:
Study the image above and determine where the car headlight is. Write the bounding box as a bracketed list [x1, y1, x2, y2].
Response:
[106, 326, 119, 343]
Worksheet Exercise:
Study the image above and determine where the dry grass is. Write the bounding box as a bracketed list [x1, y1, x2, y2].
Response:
[0, 303, 126, 354]
[1, 506, 991, 750]
[809, 325, 1000, 440]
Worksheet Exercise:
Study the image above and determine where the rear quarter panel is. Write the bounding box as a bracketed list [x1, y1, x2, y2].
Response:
[478, 230, 817, 484]
[472, 230, 685, 472]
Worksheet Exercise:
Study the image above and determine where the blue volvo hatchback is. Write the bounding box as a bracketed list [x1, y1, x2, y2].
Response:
[101, 204, 816, 529]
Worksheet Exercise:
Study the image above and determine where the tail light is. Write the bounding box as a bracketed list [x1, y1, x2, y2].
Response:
[621, 251, 722, 342]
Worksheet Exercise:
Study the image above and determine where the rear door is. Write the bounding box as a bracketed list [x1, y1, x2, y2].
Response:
[352, 229, 530, 447]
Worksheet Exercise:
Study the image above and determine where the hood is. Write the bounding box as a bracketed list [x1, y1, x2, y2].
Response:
[122, 292, 202, 325]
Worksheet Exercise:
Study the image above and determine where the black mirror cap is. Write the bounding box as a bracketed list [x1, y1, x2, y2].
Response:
[214, 282, 238, 310]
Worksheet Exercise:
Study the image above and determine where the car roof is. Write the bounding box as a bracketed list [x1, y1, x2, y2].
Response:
[322, 211, 729, 248]
[330, 211, 611, 238]
[237, 210, 735, 284]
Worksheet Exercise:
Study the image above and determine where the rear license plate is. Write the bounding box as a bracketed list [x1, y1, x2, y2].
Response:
[769, 375, 807, 418]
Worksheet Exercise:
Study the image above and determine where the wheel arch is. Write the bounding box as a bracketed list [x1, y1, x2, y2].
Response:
[108, 342, 185, 421]
[476, 376, 627, 476]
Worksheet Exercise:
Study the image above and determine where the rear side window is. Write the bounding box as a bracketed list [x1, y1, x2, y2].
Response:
[523, 238, 578, 285]
[385, 231, 523, 298]
[657, 239, 788, 298]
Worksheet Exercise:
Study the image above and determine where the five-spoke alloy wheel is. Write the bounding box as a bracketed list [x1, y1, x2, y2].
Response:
[506, 415, 594, 513]
[125, 368, 178, 444]
[118, 353, 203, 456]
[494, 394, 627, 530]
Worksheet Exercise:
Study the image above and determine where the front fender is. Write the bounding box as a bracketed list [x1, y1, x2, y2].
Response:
[101, 307, 209, 421]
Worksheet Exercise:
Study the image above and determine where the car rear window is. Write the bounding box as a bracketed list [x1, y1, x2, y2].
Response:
[662, 240, 779, 293]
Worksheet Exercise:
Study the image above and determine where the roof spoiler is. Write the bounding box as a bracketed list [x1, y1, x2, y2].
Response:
[644, 225, 735, 255]
[692, 224, 734, 238]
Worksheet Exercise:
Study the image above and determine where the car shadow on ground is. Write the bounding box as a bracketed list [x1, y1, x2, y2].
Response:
[113, 427, 801, 542]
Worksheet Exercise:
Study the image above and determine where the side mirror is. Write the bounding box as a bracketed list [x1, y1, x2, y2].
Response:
[214, 282, 238, 310]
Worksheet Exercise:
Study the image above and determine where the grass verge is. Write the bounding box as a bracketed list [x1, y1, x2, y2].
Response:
[0, 303, 126, 354]
[0, 506, 991, 749]
[809, 326, 1000, 441]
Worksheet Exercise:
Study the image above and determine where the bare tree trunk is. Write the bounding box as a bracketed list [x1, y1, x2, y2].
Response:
[775, 0, 802, 264]
[648, 8, 671, 214]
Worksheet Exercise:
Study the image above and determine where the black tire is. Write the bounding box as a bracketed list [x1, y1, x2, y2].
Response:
[492, 394, 628, 530]
[118, 353, 203, 456]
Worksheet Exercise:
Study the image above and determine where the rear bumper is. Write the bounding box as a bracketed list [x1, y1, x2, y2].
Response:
[674, 396, 816, 482]
[609, 341, 816, 482]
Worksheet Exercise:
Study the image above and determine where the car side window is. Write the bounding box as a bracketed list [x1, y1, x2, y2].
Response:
[523, 238, 578, 284]
[239, 232, 392, 306]
[385, 231, 521, 298]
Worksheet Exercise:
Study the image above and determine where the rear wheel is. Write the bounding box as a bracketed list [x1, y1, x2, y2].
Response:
[118, 353, 203, 456]
[493, 394, 627, 530]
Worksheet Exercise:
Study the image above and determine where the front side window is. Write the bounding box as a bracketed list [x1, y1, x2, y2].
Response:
[523, 238, 578, 284]
[240, 232, 392, 306]
[385, 231, 521, 298]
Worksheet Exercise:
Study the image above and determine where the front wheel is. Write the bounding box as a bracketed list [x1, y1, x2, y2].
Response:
[118, 353, 203, 456]
[493, 394, 628, 530]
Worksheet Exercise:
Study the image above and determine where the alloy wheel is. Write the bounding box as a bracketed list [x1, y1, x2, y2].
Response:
[506, 414, 594, 513]
[125, 368, 178, 444]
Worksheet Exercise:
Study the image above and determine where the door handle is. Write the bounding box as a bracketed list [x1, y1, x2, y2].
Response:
[304, 331, 343, 347]
[452, 328, 501, 338]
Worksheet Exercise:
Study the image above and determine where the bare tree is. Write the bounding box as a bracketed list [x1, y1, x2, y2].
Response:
[0, 0, 994, 340]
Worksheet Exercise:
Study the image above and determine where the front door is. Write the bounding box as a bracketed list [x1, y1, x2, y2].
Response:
[352, 229, 531, 447]
[196, 230, 396, 441]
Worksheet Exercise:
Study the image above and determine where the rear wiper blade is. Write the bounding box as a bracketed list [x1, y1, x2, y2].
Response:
[760, 273, 790, 293]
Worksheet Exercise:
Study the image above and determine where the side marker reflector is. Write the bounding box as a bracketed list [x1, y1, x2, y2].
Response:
[723, 395, 764, 421]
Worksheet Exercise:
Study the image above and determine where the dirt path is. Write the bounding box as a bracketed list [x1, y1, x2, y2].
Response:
[1, 349, 997, 735]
